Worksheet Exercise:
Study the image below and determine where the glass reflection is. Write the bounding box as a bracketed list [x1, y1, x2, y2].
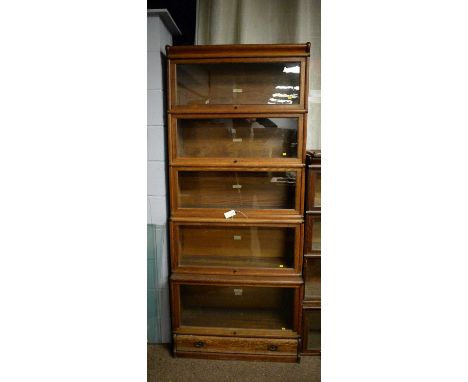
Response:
[176, 62, 301, 106]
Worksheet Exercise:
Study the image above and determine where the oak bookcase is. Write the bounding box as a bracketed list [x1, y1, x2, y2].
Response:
[166, 44, 311, 362]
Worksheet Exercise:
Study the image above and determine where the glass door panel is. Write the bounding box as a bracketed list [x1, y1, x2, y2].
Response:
[313, 172, 321, 208]
[312, 218, 321, 251]
[177, 170, 297, 210]
[178, 225, 295, 269]
[304, 257, 321, 300]
[304, 310, 321, 350]
[176, 62, 302, 106]
[306, 167, 321, 211]
[180, 284, 294, 331]
[176, 117, 299, 159]
[305, 215, 321, 253]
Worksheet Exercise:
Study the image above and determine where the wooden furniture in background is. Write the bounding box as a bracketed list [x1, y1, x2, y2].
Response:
[302, 150, 321, 355]
[166, 44, 310, 362]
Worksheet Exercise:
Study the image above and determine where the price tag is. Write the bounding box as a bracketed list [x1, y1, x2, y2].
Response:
[232, 184, 242, 189]
[224, 210, 236, 219]
[233, 235, 242, 240]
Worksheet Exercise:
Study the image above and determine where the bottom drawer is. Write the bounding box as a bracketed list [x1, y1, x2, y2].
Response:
[175, 334, 298, 357]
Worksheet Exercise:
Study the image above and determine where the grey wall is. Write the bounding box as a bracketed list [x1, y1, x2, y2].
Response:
[147, 11, 177, 344]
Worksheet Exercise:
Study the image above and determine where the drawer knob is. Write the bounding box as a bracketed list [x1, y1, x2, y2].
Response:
[193, 341, 205, 348]
[268, 344, 278, 351]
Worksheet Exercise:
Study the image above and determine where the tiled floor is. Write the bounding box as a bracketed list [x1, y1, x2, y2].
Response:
[148, 344, 321, 382]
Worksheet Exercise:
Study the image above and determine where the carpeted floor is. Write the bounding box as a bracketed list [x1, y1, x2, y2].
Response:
[148, 344, 321, 382]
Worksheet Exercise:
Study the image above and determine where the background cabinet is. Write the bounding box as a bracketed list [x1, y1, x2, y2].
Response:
[167, 44, 310, 362]
[302, 150, 321, 356]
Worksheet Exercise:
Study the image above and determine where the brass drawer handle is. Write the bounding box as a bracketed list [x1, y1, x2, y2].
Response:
[193, 341, 205, 348]
[268, 344, 278, 351]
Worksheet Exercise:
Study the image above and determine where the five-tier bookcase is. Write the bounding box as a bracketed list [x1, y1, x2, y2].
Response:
[166, 43, 311, 362]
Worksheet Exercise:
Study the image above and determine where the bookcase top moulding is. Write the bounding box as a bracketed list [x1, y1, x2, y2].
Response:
[166, 43, 311, 59]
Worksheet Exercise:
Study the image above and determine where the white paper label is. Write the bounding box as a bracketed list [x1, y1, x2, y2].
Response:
[224, 210, 236, 219]
[232, 88, 243, 93]
[234, 288, 243, 296]
[233, 138, 242, 143]
[233, 235, 242, 240]
[232, 184, 242, 189]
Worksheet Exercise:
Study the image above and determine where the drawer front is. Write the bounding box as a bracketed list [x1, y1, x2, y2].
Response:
[304, 214, 321, 254]
[176, 334, 298, 356]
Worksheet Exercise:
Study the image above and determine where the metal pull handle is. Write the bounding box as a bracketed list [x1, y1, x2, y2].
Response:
[268, 344, 278, 351]
[193, 341, 205, 348]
